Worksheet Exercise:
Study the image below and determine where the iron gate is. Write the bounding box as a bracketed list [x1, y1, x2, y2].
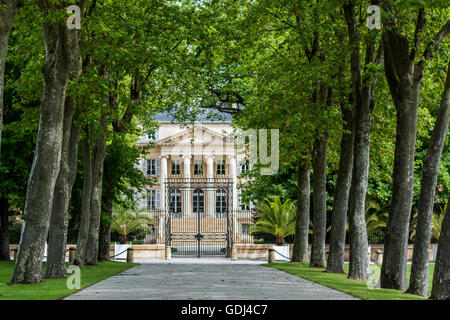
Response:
[165, 178, 233, 257]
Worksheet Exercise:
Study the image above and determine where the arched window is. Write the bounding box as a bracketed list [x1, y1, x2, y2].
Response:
[193, 188, 204, 216]
[216, 189, 227, 218]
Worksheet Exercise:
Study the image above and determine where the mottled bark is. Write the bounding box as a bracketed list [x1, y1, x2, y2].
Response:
[430, 200, 450, 300]
[310, 131, 328, 268]
[343, 2, 382, 281]
[74, 134, 92, 268]
[326, 106, 354, 273]
[0, 0, 20, 163]
[292, 159, 311, 263]
[0, 197, 9, 260]
[380, 14, 450, 290]
[407, 62, 450, 296]
[84, 116, 108, 266]
[9, 3, 80, 284]
[44, 96, 81, 279]
[98, 195, 113, 261]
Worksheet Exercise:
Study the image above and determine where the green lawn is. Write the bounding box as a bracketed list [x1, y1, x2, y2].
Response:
[0, 260, 138, 300]
[266, 263, 434, 300]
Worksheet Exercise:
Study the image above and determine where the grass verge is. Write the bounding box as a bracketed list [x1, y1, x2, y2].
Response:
[0, 260, 138, 300]
[266, 262, 434, 300]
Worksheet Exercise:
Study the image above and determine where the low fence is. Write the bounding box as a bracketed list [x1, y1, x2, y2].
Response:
[8, 244, 165, 261]
[9, 243, 438, 262]
[233, 243, 438, 262]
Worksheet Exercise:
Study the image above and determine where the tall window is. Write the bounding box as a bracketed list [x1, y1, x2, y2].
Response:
[171, 159, 181, 175]
[170, 189, 182, 217]
[216, 189, 227, 218]
[146, 159, 160, 176]
[193, 189, 204, 216]
[239, 191, 250, 211]
[240, 160, 249, 174]
[147, 129, 159, 141]
[194, 159, 203, 176]
[146, 190, 161, 210]
[241, 223, 250, 235]
[216, 159, 226, 175]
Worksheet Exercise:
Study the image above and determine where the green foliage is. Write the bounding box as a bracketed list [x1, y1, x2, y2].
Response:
[0, 261, 137, 300]
[110, 205, 155, 244]
[250, 196, 296, 246]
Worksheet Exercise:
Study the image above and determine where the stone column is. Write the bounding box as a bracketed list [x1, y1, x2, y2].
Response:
[160, 156, 167, 210]
[183, 155, 191, 216]
[229, 156, 238, 241]
[206, 156, 215, 216]
[228, 156, 238, 210]
[160, 156, 168, 242]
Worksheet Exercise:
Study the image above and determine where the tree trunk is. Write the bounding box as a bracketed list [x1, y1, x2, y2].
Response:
[0, 197, 9, 260]
[343, 2, 382, 281]
[9, 12, 76, 284]
[84, 117, 108, 265]
[380, 11, 449, 291]
[74, 133, 93, 268]
[407, 62, 450, 296]
[347, 97, 372, 280]
[310, 131, 328, 268]
[430, 200, 450, 300]
[0, 0, 19, 164]
[98, 195, 113, 261]
[380, 30, 422, 290]
[44, 96, 81, 279]
[291, 159, 311, 263]
[326, 106, 354, 273]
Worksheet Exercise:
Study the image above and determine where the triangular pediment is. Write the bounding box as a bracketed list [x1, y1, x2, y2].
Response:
[158, 127, 231, 145]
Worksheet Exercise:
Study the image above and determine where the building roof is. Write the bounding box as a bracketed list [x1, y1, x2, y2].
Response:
[156, 109, 233, 123]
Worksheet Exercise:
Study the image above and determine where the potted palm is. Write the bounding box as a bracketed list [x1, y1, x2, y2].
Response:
[250, 196, 296, 261]
[111, 205, 155, 259]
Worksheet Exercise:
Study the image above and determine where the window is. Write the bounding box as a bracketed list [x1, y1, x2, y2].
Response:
[241, 224, 250, 235]
[146, 159, 160, 176]
[240, 160, 249, 174]
[148, 129, 159, 141]
[216, 189, 227, 218]
[146, 190, 161, 210]
[170, 189, 182, 217]
[216, 159, 226, 175]
[194, 160, 203, 176]
[193, 189, 204, 216]
[239, 191, 250, 211]
[171, 159, 181, 175]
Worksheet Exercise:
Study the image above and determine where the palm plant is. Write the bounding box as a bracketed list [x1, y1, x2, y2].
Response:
[111, 205, 155, 244]
[410, 203, 447, 242]
[249, 196, 296, 246]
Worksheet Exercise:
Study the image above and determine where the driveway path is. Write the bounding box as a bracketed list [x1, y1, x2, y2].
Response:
[66, 259, 357, 300]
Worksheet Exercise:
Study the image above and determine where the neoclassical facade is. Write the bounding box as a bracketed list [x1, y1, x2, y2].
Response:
[134, 114, 254, 252]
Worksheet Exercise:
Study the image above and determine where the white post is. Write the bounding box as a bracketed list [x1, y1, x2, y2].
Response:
[229, 156, 238, 210]
[229, 156, 238, 242]
[160, 156, 167, 242]
[160, 156, 167, 210]
[206, 156, 215, 216]
[183, 155, 191, 216]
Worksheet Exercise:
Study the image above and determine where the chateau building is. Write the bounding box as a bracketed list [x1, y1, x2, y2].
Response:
[134, 112, 254, 256]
